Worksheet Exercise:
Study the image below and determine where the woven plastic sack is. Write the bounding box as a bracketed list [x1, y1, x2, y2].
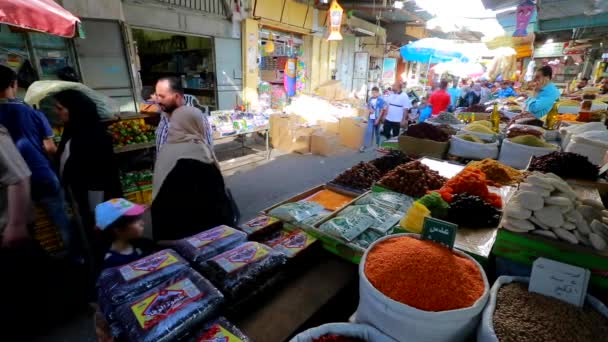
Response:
[477, 276, 608, 342]
[186, 317, 251, 342]
[97, 249, 189, 317]
[116, 268, 223, 342]
[290, 323, 396, 342]
[498, 139, 558, 169]
[449, 135, 499, 160]
[199, 242, 287, 299]
[172, 225, 247, 264]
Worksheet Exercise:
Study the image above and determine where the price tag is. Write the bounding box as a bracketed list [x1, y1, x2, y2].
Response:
[529, 257, 590, 307]
[421, 217, 457, 249]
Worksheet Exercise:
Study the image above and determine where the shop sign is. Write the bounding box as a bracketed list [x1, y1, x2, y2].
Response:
[534, 42, 566, 58]
[382, 58, 397, 84]
[421, 217, 457, 250]
[529, 258, 590, 307]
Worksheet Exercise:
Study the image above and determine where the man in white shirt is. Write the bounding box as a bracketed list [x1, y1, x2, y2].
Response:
[380, 82, 411, 139]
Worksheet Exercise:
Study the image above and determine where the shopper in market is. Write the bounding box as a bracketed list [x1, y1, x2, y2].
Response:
[497, 81, 517, 98]
[524, 66, 560, 119]
[428, 80, 451, 115]
[154, 76, 213, 152]
[152, 106, 235, 241]
[459, 82, 482, 107]
[380, 81, 411, 139]
[360, 86, 385, 152]
[54, 89, 122, 237]
[447, 80, 460, 111]
[0, 65, 73, 252]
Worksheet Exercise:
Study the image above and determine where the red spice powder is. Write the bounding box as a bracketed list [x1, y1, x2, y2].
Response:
[364, 236, 485, 312]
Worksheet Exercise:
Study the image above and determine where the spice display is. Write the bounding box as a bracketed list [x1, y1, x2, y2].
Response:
[506, 125, 545, 139]
[199, 242, 287, 299]
[467, 159, 525, 186]
[305, 189, 354, 211]
[268, 201, 326, 224]
[529, 152, 599, 181]
[417, 192, 450, 219]
[312, 335, 365, 342]
[502, 172, 608, 250]
[493, 282, 608, 342]
[557, 113, 579, 122]
[378, 160, 447, 197]
[405, 122, 450, 142]
[464, 121, 494, 134]
[369, 150, 414, 175]
[509, 135, 558, 148]
[365, 236, 485, 311]
[172, 225, 247, 264]
[507, 112, 536, 127]
[239, 214, 283, 237]
[448, 193, 501, 228]
[332, 162, 382, 191]
[436, 124, 458, 136]
[355, 191, 415, 213]
[116, 268, 224, 342]
[186, 317, 250, 342]
[458, 134, 487, 143]
[438, 169, 502, 208]
[428, 112, 462, 125]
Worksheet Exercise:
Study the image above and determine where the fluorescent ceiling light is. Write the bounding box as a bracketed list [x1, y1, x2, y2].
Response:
[546, 38, 554, 43]
[353, 27, 376, 36]
[394, 1, 404, 9]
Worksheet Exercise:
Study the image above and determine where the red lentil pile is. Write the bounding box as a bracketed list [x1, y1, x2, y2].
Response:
[365, 236, 485, 312]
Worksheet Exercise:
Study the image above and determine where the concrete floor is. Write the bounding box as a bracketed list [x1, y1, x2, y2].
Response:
[35, 147, 377, 342]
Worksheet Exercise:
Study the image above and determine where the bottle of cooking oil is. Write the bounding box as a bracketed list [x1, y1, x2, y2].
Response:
[491, 102, 500, 133]
[544, 101, 559, 130]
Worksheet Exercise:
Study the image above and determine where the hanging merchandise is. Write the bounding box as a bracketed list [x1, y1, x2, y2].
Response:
[513, 0, 535, 37]
[265, 33, 275, 54]
[284, 57, 297, 97]
[327, 1, 343, 41]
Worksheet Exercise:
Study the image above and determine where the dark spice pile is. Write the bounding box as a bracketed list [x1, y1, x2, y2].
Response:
[378, 160, 447, 197]
[529, 152, 599, 180]
[493, 282, 608, 342]
[447, 193, 501, 228]
[312, 335, 365, 342]
[405, 122, 450, 142]
[507, 112, 543, 128]
[333, 162, 381, 191]
[507, 126, 544, 139]
[369, 150, 415, 175]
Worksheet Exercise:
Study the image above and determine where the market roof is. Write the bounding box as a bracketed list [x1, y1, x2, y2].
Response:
[335, 1, 434, 24]
[0, 0, 82, 38]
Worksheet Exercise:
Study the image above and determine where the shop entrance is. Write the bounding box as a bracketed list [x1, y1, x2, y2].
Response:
[132, 28, 217, 112]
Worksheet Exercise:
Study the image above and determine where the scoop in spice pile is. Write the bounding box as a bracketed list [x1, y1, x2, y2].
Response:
[467, 159, 525, 186]
[528, 151, 599, 181]
[438, 168, 503, 208]
[332, 162, 381, 191]
[378, 160, 447, 197]
[493, 282, 608, 342]
[365, 236, 485, 312]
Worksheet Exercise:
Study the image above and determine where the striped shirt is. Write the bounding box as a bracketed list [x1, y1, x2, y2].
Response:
[155, 108, 213, 153]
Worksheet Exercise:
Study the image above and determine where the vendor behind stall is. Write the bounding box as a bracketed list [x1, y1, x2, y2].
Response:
[525, 66, 560, 119]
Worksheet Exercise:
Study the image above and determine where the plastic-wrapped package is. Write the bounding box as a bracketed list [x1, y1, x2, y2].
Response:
[274, 229, 317, 258]
[355, 191, 415, 213]
[269, 202, 325, 223]
[259, 229, 292, 247]
[239, 215, 283, 237]
[352, 228, 390, 250]
[173, 225, 247, 264]
[340, 205, 402, 234]
[186, 317, 251, 342]
[200, 242, 287, 299]
[319, 213, 375, 242]
[97, 249, 189, 317]
[116, 268, 223, 342]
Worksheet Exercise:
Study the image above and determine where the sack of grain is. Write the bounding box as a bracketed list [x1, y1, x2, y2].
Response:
[498, 139, 558, 169]
[289, 323, 396, 342]
[565, 135, 608, 167]
[477, 276, 608, 342]
[449, 135, 499, 160]
[559, 121, 607, 149]
[356, 234, 490, 342]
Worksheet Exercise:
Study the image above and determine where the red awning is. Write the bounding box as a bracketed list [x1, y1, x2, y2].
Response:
[0, 0, 81, 38]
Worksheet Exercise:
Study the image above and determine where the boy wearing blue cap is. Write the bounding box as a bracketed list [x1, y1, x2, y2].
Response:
[95, 198, 157, 269]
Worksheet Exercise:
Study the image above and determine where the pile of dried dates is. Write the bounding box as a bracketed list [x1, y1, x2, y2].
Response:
[378, 160, 447, 197]
[333, 162, 381, 190]
[370, 151, 414, 175]
[528, 152, 599, 180]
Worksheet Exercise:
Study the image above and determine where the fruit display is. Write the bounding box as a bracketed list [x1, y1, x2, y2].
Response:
[502, 172, 608, 251]
[378, 160, 447, 197]
[108, 119, 156, 148]
[369, 150, 414, 175]
[405, 122, 450, 142]
[528, 152, 599, 180]
[120, 170, 153, 193]
[332, 162, 382, 191]
[447, 193, 501, 228]
[438, 168, 502, 208]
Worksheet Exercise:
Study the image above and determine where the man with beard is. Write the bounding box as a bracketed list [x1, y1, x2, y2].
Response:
[154, 77, 212, 152]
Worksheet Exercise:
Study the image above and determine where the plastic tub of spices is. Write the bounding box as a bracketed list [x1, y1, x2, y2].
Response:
[356, 233, 490, 342]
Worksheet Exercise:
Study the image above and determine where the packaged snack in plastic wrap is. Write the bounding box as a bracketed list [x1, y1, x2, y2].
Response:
[116, 268, 223, 342]
[340, 205, 402, 234]
[186, 317, 251, 342]
[268, 202, 325, 224]
[258, 229, 292, 247]
[355, 191, 415, 213]
[97, 249, 189, 315]
[238, 215, 283, 237]
[352, 229, 387, 249]
[173, 225, 247, 264]
[200, 242, 287, 299]
[274, 229, 317, 258]
[319, 213, 375, 242]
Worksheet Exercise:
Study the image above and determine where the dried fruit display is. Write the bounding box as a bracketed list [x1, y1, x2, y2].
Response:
[378, 160, 447, 197]
[369, 150, 414, 175]
[405, 122, 450, 142]
[332, 162, 382, 191]
[528, 152, 599, 180]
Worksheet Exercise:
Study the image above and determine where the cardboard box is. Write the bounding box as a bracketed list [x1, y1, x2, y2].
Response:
[339, 117, 367, 150]
[270, 114, 308, 152]
[311, 132, 340, 156]
[318, 120, 340, 135]
[398, 135, 449, 159]
[274, 127, 317, 154]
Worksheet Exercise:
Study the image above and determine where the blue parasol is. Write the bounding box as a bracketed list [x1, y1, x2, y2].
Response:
[400, 38, 469, 64]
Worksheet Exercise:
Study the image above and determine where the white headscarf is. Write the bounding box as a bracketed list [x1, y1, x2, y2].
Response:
[153, 106, 217, 199]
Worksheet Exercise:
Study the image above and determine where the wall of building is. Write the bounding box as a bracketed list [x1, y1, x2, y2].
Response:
[60, 0, 124, 20]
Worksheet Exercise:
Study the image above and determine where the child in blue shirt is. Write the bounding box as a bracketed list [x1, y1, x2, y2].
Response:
[361, 87, 385, 152]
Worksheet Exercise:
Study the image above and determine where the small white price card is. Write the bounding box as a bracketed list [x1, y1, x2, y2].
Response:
[529, 257, 590, 307]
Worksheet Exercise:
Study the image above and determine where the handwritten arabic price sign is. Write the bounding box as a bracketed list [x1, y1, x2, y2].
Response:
[421, 217, 457, 250]
[529, 257, 590, 307]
